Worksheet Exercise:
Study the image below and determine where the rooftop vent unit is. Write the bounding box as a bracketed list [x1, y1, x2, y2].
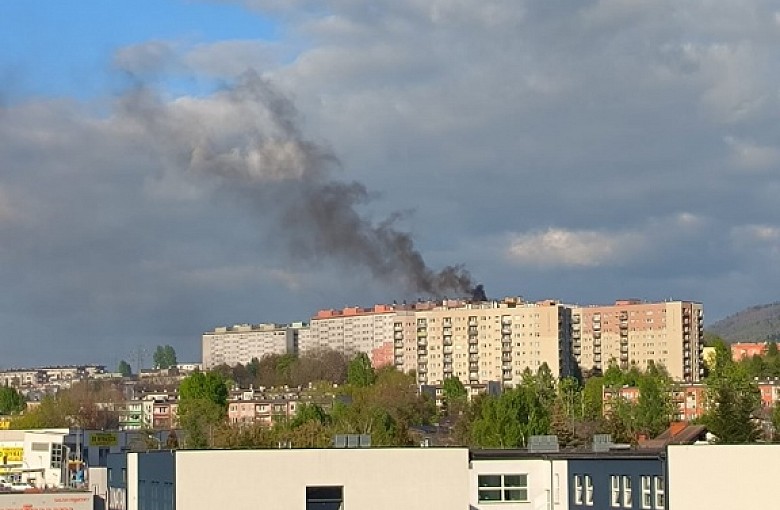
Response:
[527, 435, 559, 453]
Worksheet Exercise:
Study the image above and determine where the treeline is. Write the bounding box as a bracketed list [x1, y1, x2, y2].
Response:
[209, 349, 350, 389]
[177, 354, 435, 449]
[8, 380, 123, 430]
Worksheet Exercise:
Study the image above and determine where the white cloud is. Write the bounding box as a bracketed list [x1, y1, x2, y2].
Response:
[507, 228, 640, 268]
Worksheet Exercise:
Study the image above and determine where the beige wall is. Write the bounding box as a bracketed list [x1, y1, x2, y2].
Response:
[175, 448, 469, 510]
[668, 445, 780, 510]
[572, 301, 703, 381]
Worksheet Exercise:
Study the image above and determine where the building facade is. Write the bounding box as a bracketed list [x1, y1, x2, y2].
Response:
[202, 323, 305, 369]
[572, 300, 704, 382]
[109, 448, 469, 510]
[397, 298, 573, 387]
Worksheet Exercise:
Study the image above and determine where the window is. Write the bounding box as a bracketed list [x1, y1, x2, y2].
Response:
[574, 475, 583, 505]
[584, 475, 594, 506]
[610, 476, 620, 507]
[641, 476, 652, 509]
[654, 476, 665, 509]
[478, 474, 528, 502]
[622, 476, 632, 508]
[306, 486, 343, 510]
[50, 443, 63, 469]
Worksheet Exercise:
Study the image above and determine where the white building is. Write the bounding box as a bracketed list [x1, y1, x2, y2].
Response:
[112, 447, 469, 510]
[202, 323, 306, 368]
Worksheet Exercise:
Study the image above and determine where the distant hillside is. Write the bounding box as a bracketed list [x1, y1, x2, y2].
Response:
[707, 302, 780, 343]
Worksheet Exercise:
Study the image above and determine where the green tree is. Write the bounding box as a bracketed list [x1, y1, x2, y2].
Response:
[442, 377, 467, 400]
[178, 371, 228, 448]
[704, 357, 761, 444]
[0, 387, 25, 415]
[153, 345, 177, 369]
[634, 366, 675, 437]
[582, 376, 604, 421]
[469, 377, 551, 448]
[347, 353, 376, 387]
[117, 360, 132, 377]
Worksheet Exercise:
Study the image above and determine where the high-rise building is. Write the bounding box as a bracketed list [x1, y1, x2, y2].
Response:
[394, 298, 573, 387]
[571, 300, 704, 382]
[202, 323, 307, 369]
[304, 305, 411, 367]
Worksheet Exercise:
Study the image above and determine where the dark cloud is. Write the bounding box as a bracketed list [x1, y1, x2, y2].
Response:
[3, 0, 780, 365]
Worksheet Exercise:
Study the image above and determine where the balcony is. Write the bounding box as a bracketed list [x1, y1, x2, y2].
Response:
[418, 365, 428, 373]
[573, 347, 581, 356]
[469, 345, 479, 353]
[620, 354, 629, 361]
[469, 354, 479, 362]
[418, 339, 427, 347]
[502, 354, 512, 362]
[417, 330, 427, 338]
[502, 371, 513, 380]
[443, 346, 453, 354]
[501, 316, 512, 326]
[469, 363, 479, 371]
[501, 327, 512, 335]
[502, 363, 512, 370]
[443, 364, 453, 373]
[394, 332, 404, 340]
[468, 326, 478, 335]
[468, 337, 479, 345]
[444, 355, 453, 363]
[394, 341, 404, 348]
[572, 315, 580, 324]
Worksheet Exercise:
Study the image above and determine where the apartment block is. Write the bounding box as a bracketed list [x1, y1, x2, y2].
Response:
[305, 305, 407, 367]
[572, 300, 704, 382]
[395, 298, 573, 387]
[202, 323, 306, 369]
[731, 342, 773, 361]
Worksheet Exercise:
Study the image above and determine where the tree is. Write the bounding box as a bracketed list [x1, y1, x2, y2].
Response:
[347, 353, 376, 387]
[117, 360, 132, 377]
[469, 375, 551, 448]
[705, 376, 761, 443]
[0, 387, 25, 415]
[582, 376, 604, 421]
[442, 377, 467, 400]
[704, 356, 761, 444]
[178, 371, 228, 448]
[634, 365, 675, 437]
[153, 345, 177, 369]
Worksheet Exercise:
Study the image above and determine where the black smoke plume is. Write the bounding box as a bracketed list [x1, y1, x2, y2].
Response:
[120, 71, 475, 297]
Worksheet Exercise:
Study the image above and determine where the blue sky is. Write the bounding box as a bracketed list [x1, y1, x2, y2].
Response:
[0, 1, 278, 100]
[1, 1, 780, 367]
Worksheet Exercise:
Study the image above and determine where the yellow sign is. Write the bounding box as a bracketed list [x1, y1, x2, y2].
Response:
[89, 432, 118, 447]
[0, 418, 10, 430]
[0, 447, 23, 463]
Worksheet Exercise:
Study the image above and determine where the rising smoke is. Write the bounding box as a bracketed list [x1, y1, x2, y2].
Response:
[120, 71, 477, 298]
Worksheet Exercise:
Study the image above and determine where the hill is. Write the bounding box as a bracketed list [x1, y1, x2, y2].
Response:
[707, 302, 780, 343]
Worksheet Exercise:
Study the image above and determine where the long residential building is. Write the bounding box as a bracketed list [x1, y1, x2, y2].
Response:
[571, 300, 704, 382]
[301, 304, 411, 367]
[202, 322, 308, 369]
[397, 298, 574, 387]
[202, 297, 704, 385]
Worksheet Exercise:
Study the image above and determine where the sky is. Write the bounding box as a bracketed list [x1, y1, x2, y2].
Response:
[2, 1, 780, 368]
